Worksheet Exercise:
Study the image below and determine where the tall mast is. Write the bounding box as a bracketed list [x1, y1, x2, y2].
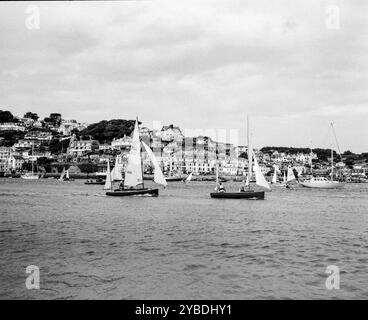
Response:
[31, 142, 34, 174]
[310, 140, 313, 176]
[137, 116, 145, 189]
[247, 115, 251, 188]
[330, 122, 334, 182]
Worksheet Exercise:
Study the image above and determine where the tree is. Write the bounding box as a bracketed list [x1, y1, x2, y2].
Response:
[238, 152, 248, 159]
[24, 112, 39, 121]
[78, 119, 138, 143]
[0, 110, 15, 123]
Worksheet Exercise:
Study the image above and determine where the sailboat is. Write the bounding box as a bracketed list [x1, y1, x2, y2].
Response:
[300, 122, 345, 189]
[21, 143, 39, 180]
[210, 116, 270, 199]
[271, 165, 278, 184]
[164, 155, 184, 181]
[106, 118, 167, 197]
[103, 160, 112, 189]
[110, 155, 124, 181]
[58, 167, 66, 181]
[184, 172, 193, 182]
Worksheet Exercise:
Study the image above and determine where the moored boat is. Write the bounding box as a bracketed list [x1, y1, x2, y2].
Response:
[85, 178, 105, 185]
[301, 122, 345, 190]
[300, 177, 345, 189]
[21, 143, 39, 180]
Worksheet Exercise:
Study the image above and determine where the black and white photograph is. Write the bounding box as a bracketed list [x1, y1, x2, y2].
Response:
[0, 0, 367, 305]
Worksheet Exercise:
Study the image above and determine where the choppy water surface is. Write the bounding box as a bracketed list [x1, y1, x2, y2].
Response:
[0, 178, 367, 299]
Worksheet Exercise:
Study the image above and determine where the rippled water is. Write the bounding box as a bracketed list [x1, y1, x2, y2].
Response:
[0, 178, 367, 299]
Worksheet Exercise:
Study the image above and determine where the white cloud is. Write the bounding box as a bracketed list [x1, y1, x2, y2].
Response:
[0, 0, 367, 152]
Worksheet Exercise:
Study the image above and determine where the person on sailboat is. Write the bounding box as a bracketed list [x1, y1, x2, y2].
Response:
[118, 180, 124, 191]
[239, 180, 246, 192]
[218, 183, 226, 193]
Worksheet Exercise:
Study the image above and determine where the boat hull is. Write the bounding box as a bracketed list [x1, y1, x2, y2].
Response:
[84, 181, 105, 185]
[300, 181, 345, 189]
[106, 188, 159, 197]
[165, 177, 184, 182]
[21, 174, 39, 180]
[210, 191, 265, 199]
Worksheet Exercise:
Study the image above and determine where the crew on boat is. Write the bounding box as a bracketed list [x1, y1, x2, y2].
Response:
[119, 181, 125, 190]
[217, 183, 226, 193]
[239, 186, 246, 192]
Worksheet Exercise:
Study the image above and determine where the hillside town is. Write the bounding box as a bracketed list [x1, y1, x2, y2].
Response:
[0, 110, 367, 182]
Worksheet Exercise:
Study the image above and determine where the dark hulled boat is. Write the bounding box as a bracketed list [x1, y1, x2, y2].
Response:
[105, 118, 167, 197]
[210, 116, 271, 200]
[210, 190, 265, 200]
[85, 179, 105, 185]
[165, 176, 184, 182]
[106, 188, 159, 197]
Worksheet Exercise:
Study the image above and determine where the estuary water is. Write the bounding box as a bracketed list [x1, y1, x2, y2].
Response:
[0, 178, 367, 299]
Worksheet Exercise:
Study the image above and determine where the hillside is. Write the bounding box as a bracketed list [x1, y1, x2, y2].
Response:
[78, 119, 139, 143]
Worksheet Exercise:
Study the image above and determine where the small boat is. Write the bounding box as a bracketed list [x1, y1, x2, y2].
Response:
[300, 177, 345, 189]
[183, 172, 193, 183]
[106, 118, 167, 197]
[58, 168, 74, 181]
[85, 178, 105, 185]
[210, 190, 265, 199]
[21, 172, 39, 180]
[165, 176, 184, 182]
[210, 116, 270, 200]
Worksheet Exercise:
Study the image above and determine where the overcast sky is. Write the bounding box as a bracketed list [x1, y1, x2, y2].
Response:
[0, 1, 367, 152]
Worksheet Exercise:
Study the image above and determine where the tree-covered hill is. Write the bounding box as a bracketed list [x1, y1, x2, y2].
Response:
[77, 119, 139, 143]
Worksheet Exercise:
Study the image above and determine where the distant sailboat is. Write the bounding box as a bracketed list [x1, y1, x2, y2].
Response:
[300, 122, 345, 189]
[103, 160, 112, 190]
[271, 168, 277, 184]
[21, 143, 39, 180]
[286, 166, 296, 183]
[210, 116, 270, 199]
[185, 172, 193, 182]
[58, 167, 66, 181]
[106, 118, 167, 196]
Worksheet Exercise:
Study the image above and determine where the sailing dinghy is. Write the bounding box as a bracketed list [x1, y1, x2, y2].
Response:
[210, 116, 270, 200]
[106, 119, 167, 197]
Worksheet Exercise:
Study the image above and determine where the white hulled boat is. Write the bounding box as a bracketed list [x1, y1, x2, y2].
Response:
[300, 122, 345, 189]
[21, 143, 39, 180]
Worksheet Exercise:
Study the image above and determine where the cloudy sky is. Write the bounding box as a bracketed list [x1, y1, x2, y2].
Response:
[0, 0, 367, 152]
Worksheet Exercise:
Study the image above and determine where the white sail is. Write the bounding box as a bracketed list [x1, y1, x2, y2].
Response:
[287, 166, 296, 183]
[66, 170, 70, 180]
[111, 155, 123, 181]
[186, 172, 193, 182]
[104, 160, 112, 190]
[252, 151, 271, 190]
[272, 166, 277, 184]
[283, 171, 286, 183]
[142, 141, 167, 187]
[124, 120, 143, 188]
[245, 174, 250, 186]
[59, 167, 66, 181]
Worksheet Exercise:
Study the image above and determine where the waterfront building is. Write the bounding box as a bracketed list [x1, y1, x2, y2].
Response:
[67, 138, 100, 156]
[0, 122, 26, 132]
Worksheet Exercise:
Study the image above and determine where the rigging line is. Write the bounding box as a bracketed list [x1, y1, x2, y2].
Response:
[330, 122, 342, 159]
